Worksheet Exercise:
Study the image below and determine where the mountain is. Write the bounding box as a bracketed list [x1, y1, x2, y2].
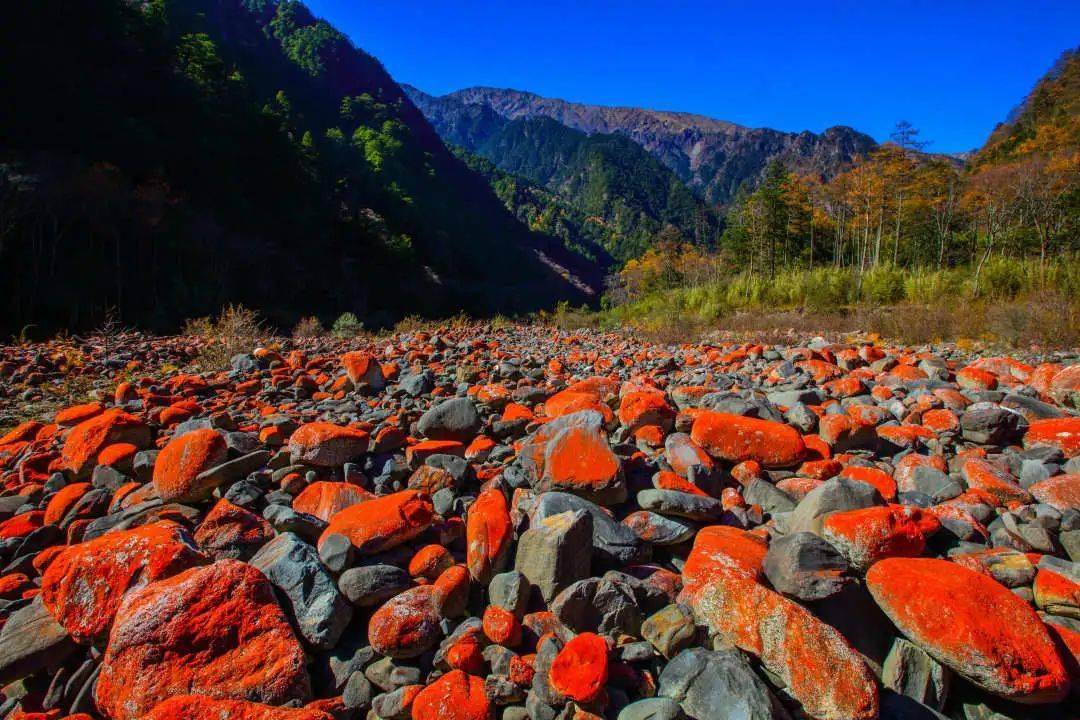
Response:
[974, 46, 1080, 166]
[408, 86, 879, 206]
[407, 87, 719, 264]
[0, 0, 596, 335]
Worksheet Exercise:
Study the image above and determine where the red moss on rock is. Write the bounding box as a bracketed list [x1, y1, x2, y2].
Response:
[1025, 417, 1080, 458]
[822, 505, 940, 571]
[41, 521, 205, 643]
[690, 411, 805, 468]
[145, 696, 333, 720]
[288, 422, 370, 467]
[549, 632, 609, 704]
[61, 409, 150, 479]
[153, 428, 229, 503]
[466, 486, 512, 584]
[95, 560, 311, 720]
[866, 557, 1070, 703]
[1029, 473, 1080, 511]
[319, 489, 434, 555]
[411, 670, 492, 720]
[368, 584, 445, 659]
[292, 481, 372, 522]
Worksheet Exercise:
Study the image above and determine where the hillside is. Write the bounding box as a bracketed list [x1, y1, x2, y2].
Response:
[974, 46, 1080, 166]
[0, 0, 597, 335]
[407, 87, 718, 263]
[410, 86, 879, 206]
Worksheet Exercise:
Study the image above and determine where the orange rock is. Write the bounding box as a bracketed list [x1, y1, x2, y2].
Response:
[193, 499, 275, 560]
[957, 366, 998, 391]
[145, 697, 333, 720]
[153, 428, 229, 503]
[822, 505, 940, 571]
[41, 521, 204, 643]
[55, 402, 104, 427]
[342, 351, 386, 390]
[95, 560, 311, 720]
[483, 605, 522, 647]
[542, 425, 624, 503]
[1029, 473, 1080, 511]
[838, 465, 897, 501]
[61, 409, 150, 479]
[690, 411, 805, 468]
[368, 584, 445, 658]
[466, 486, 512, 584]
[288, 422, 370, 467]
[681, 525, 767, 591]
[549, 632, 609, 704]
[1025, 417, 1080, 458]
[663, 433, 715, 477]
[292, 481, 372, 522]
[618, 390, 675, 432]
[866, 558, 1070, 703]
[961, 457, 1032, 506]
[43, 482, 92, 525]
[319, 489, 434, 555]
[410, 544, 454, 581]
[681, 552, 877, 720]
[411, 670, 492, 720]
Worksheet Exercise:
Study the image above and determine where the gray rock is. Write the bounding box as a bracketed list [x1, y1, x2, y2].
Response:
[636, 489, 722, 521]
[617, 697, 686, 720]
[641, 604, 698, 659]
[249, 532, 352, 649]
[195, 450, 270, 491]
[787, 477, 884, 536]
[883, 637, 951, 711]
[763, 531, 852, 601]
[531, 491, 648, 567]
[338, 564, 412, 606]
[960, 404, 1020, 445]
[514, 509, 592, 603]
[417, 397, 482, 442]
[342, 671, 374, 712]
[551, 576, 642, 635]
[743, 478, 797, 515]
[658, 647, 787, 720]
[0, 597, 77, 685]
[489, 571, 530, 616]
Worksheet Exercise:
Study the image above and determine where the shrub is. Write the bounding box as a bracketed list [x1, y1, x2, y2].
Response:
[331, 312, 365, 338]
[186, 304, 264, 371]
[292, 315, 325, 339]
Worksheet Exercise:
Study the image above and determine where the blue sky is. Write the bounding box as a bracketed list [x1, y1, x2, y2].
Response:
[303, 0, 1079, 152]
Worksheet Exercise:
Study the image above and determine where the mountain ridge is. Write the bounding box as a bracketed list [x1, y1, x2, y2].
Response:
[406, 84, 879, 205]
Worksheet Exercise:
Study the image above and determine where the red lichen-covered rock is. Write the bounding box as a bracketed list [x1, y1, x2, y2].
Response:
[957, 366, 998, 391]
[663, 432, 714, 477]
[368, 584, 445, 658]
[482, 605, 522, 647]
[41, 521, 204, 643]
[292, 481, 372, 522]
[1033, 560, 1079, 618]
[894, 453, 949, 493]
[690, 412, 805, 468]
[409, 544, 454, 581]
[618, 390, 675, 432]
[319, 489, 434, 555]
[288, 422, 370, 467]
[1025, 417, 1080, 458]
[1048, 364, 1080, 407]
[95, 560, 311, 720]
[680, 551, 878, 719]
[466, 486, 512, 584]
[822, 505, 940, 571]
[866, 557, 1070, 703]
[342, 351, 386, 390]
[542, 425, 625, 503]
[145, 697, 333, 720]
[193, 499, 275, 560]
[61, 409, 150, 479]
[43, 482, 92, 525]
[153, 428, 229, 503]
[838, 465, 897, 501]
[961, 457, 1032, 506]
[549, 632, 609, 704]
[1029, 473, 1080, 511]
[411, 670, 492, 720]
[681, 525, 768, 591]
[55, 402, 104, 427]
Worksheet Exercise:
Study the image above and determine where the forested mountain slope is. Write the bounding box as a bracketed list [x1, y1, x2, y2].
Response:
[0, 0, 596, 334]
[409, 85, 879, 206]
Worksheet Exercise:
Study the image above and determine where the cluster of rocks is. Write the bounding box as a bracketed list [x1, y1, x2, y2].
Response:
[0, 325, 1078, 720]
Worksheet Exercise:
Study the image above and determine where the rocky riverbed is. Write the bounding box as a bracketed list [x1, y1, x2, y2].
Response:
[0, 325, 1078, 720]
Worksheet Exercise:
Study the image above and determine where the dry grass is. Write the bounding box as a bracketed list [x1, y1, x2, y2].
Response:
[292, 315, 326, 340]
[184, 304, 266, 370]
